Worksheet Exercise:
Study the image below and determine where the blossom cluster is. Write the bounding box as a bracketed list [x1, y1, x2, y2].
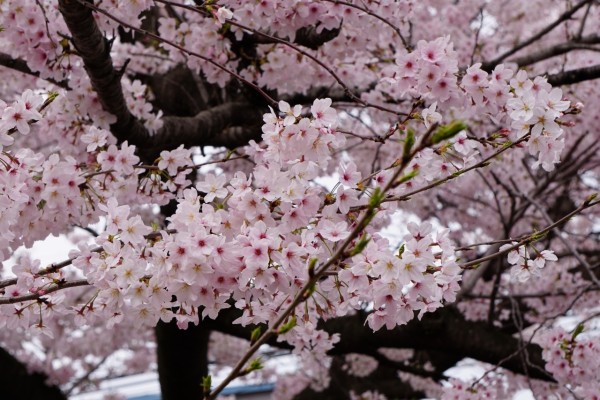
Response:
[0, 138, 169, 269]
[349, 222, 462, 331]
[0, 97, 460, 358]
[343, 353, 378, 377]
[0, 89, 43, 150]
[0, 0, 590, 393]
[350, 390, 388, 400]
[0, 54, 576, 394]
[39, 100, 339, 333]
[0, 86, 187, 271]
[0, 1, 65, 80]
[500, 243, 558, 282]
[382, 37, 570, 172]
[123, 79, 164, 133]
[441, 377, 501, 400]
[540, 327, 600, 398]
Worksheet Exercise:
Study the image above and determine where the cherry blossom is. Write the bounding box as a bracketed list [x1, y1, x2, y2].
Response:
[0, 1, 598, 399]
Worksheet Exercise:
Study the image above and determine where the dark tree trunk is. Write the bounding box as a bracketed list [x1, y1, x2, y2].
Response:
[156, 320, 211, 400]
[0, 347, 67, 400]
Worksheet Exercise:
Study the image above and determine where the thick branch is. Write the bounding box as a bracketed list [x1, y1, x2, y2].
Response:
[58, 0, 146, 144]
[293, 25, 342, 50]
[205, 306, 552, 382]
[547, 64, 600, 85]
[58, 0, 264, 160]
[0, 53, 36, 77]
[0, 53, 68, 88]
[141, 65, 206, 117]
[293, 356, 423, 399]
[140, 102, 263, 159]
[322, 308, 551, 381]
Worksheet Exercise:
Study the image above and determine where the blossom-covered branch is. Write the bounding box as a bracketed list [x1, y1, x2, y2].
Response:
[58, 0, 266, 159]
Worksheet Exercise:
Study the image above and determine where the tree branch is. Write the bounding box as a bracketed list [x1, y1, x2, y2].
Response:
[324, 308, 552, 381]
[204, 306, 553, 382]
[58, 0, 265, 161]
[140, 103, 263, 159]
[155, 0, 341, 51]
[293, 356, 423, 399]
[0, 279, 90, 305]
[58, 0, 147, 144]
[0, 53, 35, 77]
[547, 64, 600, 85]
[291, 24, 342, 50]
[0, 53, 68, 88]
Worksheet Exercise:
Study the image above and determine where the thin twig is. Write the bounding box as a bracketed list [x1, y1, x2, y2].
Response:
[386, 135, 531, 204]
[521, 191, 600, 289]
[0, 279, 90, 305]
[459, 198, 600, 270]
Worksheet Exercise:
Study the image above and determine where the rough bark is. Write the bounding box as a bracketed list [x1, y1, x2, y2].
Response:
[59, 0, 145, 143]
[142, 65, 217, 117]
[58, 0, 264, 160]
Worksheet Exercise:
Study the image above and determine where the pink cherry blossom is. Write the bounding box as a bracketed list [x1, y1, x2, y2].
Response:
[0, 1, 596, 398]
[318, 220, 349, 242]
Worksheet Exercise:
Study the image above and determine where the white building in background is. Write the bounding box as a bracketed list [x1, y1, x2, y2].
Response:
[71, 372, 274, 400]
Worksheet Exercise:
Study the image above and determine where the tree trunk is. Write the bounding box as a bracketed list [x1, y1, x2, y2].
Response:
[155, 320, 210, 400]
[0, 346, 67, 400]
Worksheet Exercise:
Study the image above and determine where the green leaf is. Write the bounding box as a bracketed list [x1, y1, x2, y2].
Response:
[349, 234, 370, 256]
[397, 243, 405, 258]
[201, 375, 212, 394]
[303, 282, 316, 300]
[403, 128, 415, 160]
[278, 315, 297, 334]
[369, 187, 384, 209]
[308, 257, 318, 277]
[571, 323, 584, 340]
[585, 193, 598, 205]
[250, 326, 262, 344]
[396, 170, 419, 184]
[431, 120, 467, 144]
[36, 199, 46, 210]
[246, 357, 263, 373]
